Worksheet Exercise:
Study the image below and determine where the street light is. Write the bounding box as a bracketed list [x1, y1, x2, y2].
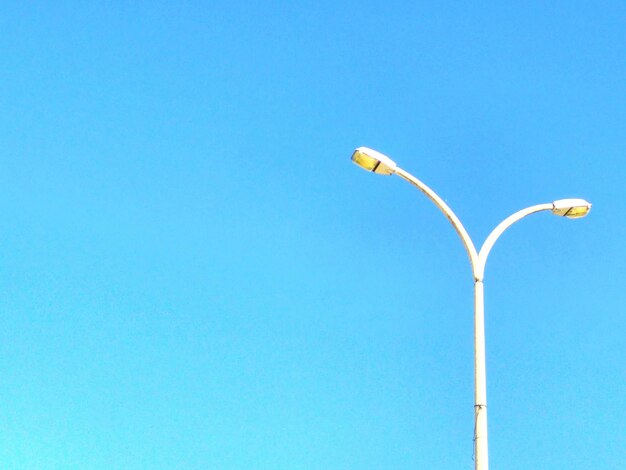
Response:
[551, 198, 592, 218]
[351, 146, 591, 470]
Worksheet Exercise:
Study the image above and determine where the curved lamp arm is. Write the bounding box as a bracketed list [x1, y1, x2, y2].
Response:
[397, 165, 554, 282]
[395, 167, 479, 272]
[475, 203, 553, 281]
[352, 146, 590, 284]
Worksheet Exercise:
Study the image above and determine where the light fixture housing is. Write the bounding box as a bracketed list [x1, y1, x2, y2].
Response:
[551, 198, 592, 219]
[351, 147, 397, 175]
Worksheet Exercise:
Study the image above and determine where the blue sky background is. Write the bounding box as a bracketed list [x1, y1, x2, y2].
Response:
[1, 2, 625, 469]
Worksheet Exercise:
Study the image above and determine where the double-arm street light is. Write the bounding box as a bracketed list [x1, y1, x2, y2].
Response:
[351, 146, 591, 470]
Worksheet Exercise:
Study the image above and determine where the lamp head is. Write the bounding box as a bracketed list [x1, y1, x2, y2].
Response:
[351, 147, 397, 175]
[551, 198, 592, 219]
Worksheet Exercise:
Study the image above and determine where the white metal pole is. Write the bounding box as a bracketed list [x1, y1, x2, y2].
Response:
[354, 150, 589, 469]
[393, 168, 555, 470]
[474, 279, 488, 470]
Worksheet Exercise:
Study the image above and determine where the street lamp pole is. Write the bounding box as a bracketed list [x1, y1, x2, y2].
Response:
[351, 147, 591, 470]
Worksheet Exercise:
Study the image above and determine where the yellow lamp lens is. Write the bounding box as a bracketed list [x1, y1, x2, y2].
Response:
[351, 149, 379, 171]
[564, 206, 590, 218]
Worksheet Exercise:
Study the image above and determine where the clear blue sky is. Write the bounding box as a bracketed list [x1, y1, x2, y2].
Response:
[1, 2, 624, 469]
